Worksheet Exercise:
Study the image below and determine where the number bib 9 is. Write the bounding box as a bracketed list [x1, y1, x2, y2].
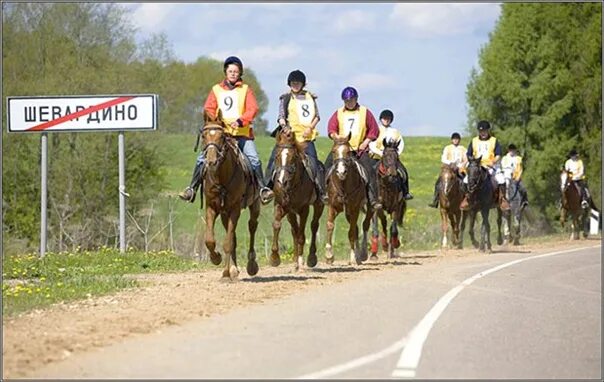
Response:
[218, 90, 241, 120]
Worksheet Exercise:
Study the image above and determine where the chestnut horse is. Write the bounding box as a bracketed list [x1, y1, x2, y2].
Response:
[371, 139, 406, 259]
[269, 126, 324, 271]
[200, 112, 260, 280]
[560, 169, 589, 239]
[438, 163, 464, 249]
[325, 133, 373, 265]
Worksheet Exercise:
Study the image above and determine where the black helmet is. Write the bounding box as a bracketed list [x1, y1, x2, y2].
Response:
[477, 120, 491, 130]
[451, 132, 461, 140]
[379, 109, 394, 122]
[568, 148, 578, 157]
[223, 56, 243, 74]
[508, 143, 517, 151]
[287, 70, 306, 86]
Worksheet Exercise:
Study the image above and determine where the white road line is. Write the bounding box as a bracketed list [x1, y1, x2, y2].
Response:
[391, 244, 601, 378]
[295, 244, 600, 380]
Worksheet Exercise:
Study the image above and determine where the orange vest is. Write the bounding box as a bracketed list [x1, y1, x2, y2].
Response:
[212, 84, 250, 137]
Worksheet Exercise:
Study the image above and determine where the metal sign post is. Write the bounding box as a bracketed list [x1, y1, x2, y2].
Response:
[7, 94, 158, 256]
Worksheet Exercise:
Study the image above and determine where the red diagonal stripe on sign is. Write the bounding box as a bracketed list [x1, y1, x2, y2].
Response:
[25, 96, 136, 131]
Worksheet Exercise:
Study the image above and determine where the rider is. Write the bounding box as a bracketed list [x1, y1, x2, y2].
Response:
[368, 109, 413, 200]
[264, 69, 326, 202]
[564, 149, 596, 209]
[460, 120, 510, 211]
[324, 86, 381, 209]
[428, 132, 467, 208]
[178, 56, 274, 205]
[500, 143, 529, 208]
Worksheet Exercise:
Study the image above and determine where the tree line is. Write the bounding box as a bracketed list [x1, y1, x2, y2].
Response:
[1, 3, 269, 253]
[466, 2, 601, 225]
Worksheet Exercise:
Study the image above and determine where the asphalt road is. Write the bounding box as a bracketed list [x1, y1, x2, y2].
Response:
[32, 244, 601, 379]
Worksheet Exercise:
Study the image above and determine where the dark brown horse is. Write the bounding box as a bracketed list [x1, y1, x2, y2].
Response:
[560, 169, 589, 240]
[325, 133, 373, 265]
[269, 126, 324, 271]
[200, 112, 260, 280]
[371, 139, 406, 259]
[438, 163, 464, 249]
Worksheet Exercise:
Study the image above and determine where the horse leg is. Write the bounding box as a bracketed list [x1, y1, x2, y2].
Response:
[224, 209, 241, 281]
[307, 202, 323, 268]
[440, 208, 449, 250]
[296, 206, 310, 271]
[378, 210, 388, 254]
[370, 214, 379, 260]
[459, 210, 467, 249]
[513, 212, 521, 246]
[480, 207, 492, 253]
[270, 204, 285, 267]
[287, 212, 301, 270]
[246, 200, 260, 276]
[468, 211, 479, 248]
[346, 208, 361, 265]
[452, 209, 462, 249]
[359, 207, 372, 262]
[325, 206, 337, 265]
[205, 206, 222, 266]
[391, 207, 401, 251]
[496, 208, 504, 245]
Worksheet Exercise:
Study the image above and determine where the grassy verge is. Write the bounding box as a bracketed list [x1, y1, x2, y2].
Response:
[2, 247, 203, 317]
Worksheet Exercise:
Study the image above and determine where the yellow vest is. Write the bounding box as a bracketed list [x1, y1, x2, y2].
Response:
[337, 106, 367, 151]
[370, 125, 403, 159]
[471, 136, 497, 167]
[212, 83, 250, 137]
[564, 158, 585, 180]
[288, 92, 318, 143]
[501, 154, 523, 180]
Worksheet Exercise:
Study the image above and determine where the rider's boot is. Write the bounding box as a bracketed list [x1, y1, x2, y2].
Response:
[179, 161, 203, 204]
[428, 179, 440, 208]
[498, 184, 511, 211]
[255, 166, 274, 205]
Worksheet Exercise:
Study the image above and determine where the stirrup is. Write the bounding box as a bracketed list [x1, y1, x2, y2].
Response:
[404, 193, 414, 200]
[260, 187, 274, 204]
[178, 187, 195, 203]
[581, 200, 589, 209]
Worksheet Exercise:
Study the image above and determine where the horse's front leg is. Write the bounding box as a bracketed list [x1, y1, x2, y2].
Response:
[480, 208, 491, 253]
[451, 209, 462, 249]
[205, 206, 222, 266]
[378, 209, 389, 254]
[325, 205, 337, 265]
[270, 204, 285, 267]
[469, 210, 479, 249]
[292, 207, 309, 271]
[345, 207, 361, 265]
[513, 211, 522, 245]
[389, 210, 400, 258]
[370, 214, 379, 259]
[246, 199, 260, 276]
[440, 207, 449, 249]
[359, 207, 373, 262]
[223, 208, 241, 281]
[308, 202, 324, 268]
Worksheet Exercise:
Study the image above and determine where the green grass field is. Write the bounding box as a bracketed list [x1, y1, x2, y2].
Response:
[153, 134, 478, 263]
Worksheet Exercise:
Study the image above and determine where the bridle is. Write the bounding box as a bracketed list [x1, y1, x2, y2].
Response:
[202, 124, 227, 169]
[274, 143, 299, 188]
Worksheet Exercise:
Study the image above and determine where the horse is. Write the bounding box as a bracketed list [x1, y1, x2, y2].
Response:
[560, 169, 589, 240]
[460, 155, 503, 253]
[496, 168, 526, 245]
[200, 111, 260, 281]
[269, 125, 324, 271]
[370, 138, 406, 259]
[325, 133, 373, 265]
[437, 163, 464, 249]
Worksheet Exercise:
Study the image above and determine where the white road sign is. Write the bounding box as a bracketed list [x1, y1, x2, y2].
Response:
[7, 94, 158, 132]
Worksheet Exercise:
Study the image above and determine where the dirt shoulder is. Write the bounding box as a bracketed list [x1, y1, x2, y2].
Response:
[2, 238, 599, 379]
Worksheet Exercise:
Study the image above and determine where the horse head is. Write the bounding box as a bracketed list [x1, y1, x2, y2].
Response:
[332, 133, 353, 181]
[440, 163, 459, 198]
[202, 110, 228, 169]
[560, 168, 571, 192]
[466, 155, 485, 193]
[379, 138, 401, 183]
[274, 125, 302, 195]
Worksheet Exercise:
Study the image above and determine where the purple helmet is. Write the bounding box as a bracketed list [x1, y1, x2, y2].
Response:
[341, 86, 358, 100]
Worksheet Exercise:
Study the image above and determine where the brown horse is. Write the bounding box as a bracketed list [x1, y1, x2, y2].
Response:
[325, 133, 373, 265]
[371, 139, 406, 259]
[269, 126, 324, 271]
[438, 163, 464, 249]
[200, 112, 260, 280]
[560, 169, 589, 240]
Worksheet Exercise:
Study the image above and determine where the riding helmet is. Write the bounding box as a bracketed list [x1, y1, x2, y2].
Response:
[451, 132, 461, 140]
[223, 56, 243, 74]
[568, 148, 578, 157]
[379, 109, 394, 122]
[477, 120, 491, 130]
[341, 86, 359, 100]
[508, 143, 517, 150]
[287, 70, 306, 86]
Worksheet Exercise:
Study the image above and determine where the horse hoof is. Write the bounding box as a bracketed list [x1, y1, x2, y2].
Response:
[325, 256, 334, 265]
[307, 253, 318, 268]
[369, 254, 378, 262]
[229, 266, 240, 280]
[210, 252, 222, 266]
[380, 235, 388, 250]
[497, 238, 503, 245]
[246, 260, 259, 276]
[270, 254, 281, 267]
[392, 237, 400, 249]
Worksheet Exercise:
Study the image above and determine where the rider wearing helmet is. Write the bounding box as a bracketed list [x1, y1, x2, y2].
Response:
[564, 149, 596, 210]
[368, 109, 413, 200]
[264, 69, 326, 201]
[501, 144, 529, 208]
[324, 86, 381, 209]
[460, 120, 510, 211]
[428, 132, 468, 208]
[179, 56, 274, 204]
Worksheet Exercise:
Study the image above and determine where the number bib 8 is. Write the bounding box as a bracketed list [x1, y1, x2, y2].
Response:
[296, 98, 315, 125]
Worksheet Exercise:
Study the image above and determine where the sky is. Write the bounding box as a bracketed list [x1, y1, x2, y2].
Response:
[127, 2, 501, 137]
